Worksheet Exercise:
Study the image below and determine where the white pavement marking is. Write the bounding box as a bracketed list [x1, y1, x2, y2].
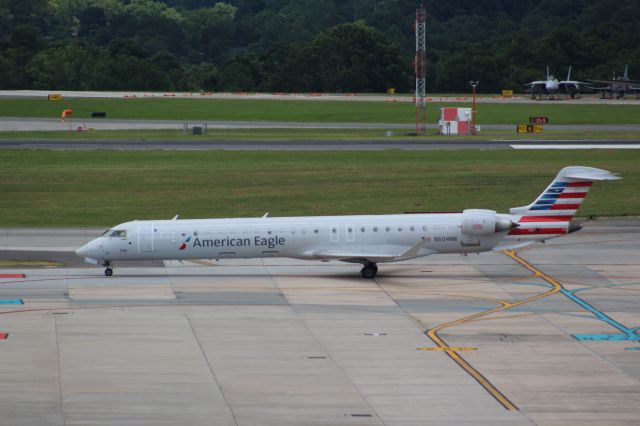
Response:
[510, 144, 640, 149]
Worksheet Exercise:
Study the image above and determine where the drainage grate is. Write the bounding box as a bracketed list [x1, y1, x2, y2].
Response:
[307, 356, 327, 359]
[364, 332, 387, 336]
[350, 414, 372, 417]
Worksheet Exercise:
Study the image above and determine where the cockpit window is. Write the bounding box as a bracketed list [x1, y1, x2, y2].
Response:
[109, 230, 127, 238]
[101, 229, 110, 236]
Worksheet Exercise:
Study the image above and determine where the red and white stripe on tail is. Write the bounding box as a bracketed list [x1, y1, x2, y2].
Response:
[507, 166, 619, 241]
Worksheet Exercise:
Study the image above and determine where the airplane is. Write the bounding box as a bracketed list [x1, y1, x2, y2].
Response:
[76, 166, 619, 279]
[588, 65, 640, 99]
[524, 66, 591, 99]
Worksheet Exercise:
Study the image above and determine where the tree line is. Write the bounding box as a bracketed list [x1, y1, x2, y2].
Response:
[1, 0, 638, 93]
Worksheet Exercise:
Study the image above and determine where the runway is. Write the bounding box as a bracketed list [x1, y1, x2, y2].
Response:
[1, 138, 640, 151]
[1, 90, 639, 105]
[1, 220, 639, 425]
[2, 117, 640, 132]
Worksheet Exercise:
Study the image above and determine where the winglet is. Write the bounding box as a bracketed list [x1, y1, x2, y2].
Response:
[172, 215, 179, 220]
[262, 212, 269, 218]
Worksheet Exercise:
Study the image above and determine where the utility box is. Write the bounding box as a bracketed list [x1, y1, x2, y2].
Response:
[439, 107, 472, 135]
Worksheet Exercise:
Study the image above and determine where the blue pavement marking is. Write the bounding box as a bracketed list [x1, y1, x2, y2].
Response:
[0, 299, 23, 305]
[560, 288, 640, 342]
[574, 334, 640, 342]
[625, 347, 640, 351]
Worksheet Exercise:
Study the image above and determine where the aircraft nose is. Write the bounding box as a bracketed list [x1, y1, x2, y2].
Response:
[75, 243, 89, 257]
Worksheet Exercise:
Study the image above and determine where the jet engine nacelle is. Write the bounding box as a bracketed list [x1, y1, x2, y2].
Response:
[461, 209, 513, 235]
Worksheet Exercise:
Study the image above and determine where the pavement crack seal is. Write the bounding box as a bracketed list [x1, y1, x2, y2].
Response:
[422, 249, 565, 411]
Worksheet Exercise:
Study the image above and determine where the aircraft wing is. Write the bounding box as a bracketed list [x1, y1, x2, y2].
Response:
[306, 239, 436, 263]
[524, 81, 545, 87]
[559, 80, 597, 93]
[588, 78, 640, 84]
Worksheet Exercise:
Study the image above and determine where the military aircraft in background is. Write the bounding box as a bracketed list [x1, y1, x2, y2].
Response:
[524, 66, 591, 99]
[76, 167, 619, 279]
[588, 65, 640, 99]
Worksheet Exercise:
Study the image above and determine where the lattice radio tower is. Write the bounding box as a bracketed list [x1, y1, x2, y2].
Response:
[414, 3, 427, 135]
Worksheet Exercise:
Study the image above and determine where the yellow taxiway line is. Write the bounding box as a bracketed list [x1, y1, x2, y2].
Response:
[423, 249, 563, 411]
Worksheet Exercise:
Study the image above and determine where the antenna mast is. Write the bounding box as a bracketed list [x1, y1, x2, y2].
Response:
[414, 3, 427, 135]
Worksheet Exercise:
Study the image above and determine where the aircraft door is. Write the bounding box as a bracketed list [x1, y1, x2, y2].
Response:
[346, 224, 354, 242]
[330, 225, 339, 243]
[138, 222, 155, 252]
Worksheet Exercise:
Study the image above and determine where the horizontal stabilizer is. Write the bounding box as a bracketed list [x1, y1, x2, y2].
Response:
[558, 166, 620, 181]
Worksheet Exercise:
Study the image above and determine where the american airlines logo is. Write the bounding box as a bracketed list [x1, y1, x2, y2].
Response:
[179, 235, 191, 250]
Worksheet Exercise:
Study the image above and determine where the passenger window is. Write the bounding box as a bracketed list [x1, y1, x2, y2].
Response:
[314, 229, 318, 234]
[398, 227, 403, 232]
[385, 226, 390, 232]
[348, 227, 353, 233]
[373, 226, 378, 232]
[332, 228, 337, 234]
[360, 227, 365, 233]
[423, 225, 427, 231]
[110, 230, 127, 238]
[410, 226, 415, 232]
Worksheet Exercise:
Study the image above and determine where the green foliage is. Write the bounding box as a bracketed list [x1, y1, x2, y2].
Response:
[0, 1, 638, 92]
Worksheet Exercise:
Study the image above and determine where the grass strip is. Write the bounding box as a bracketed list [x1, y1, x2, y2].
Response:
[0, 150, 637, 226]
[1, 98, 639, 125]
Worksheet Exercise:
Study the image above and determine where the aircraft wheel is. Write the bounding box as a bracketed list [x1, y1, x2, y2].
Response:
[361, 263, 377, 279]
[105, 268, 113, 277]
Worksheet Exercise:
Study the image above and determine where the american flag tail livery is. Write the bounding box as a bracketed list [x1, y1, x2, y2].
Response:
[506, 166, 620, 243]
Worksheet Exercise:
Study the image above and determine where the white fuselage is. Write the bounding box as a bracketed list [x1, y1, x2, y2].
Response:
[77, 212, 516, 264]
[545, 79, 559, 91]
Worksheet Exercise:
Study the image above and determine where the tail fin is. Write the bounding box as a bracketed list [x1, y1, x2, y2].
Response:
[566, 65, 572, 81]
[624, 64, 629, 79]
[507, 167, 619, 240]
[546, 65, 550, 80]
[510, 166, 619, 219]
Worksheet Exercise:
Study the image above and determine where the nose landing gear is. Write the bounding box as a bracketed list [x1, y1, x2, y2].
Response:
[104, 261, 113, 277]
[360, 262, 378, 279]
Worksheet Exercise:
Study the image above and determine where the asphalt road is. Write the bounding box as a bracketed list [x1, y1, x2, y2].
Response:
[2, 89, 639, 104]
[1, 138, 640, 150]
[2, 117, 640, 132]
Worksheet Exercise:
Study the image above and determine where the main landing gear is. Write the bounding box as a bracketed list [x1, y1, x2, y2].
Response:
[104, 261, 113, 277]
[360, 262, 378, 279]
